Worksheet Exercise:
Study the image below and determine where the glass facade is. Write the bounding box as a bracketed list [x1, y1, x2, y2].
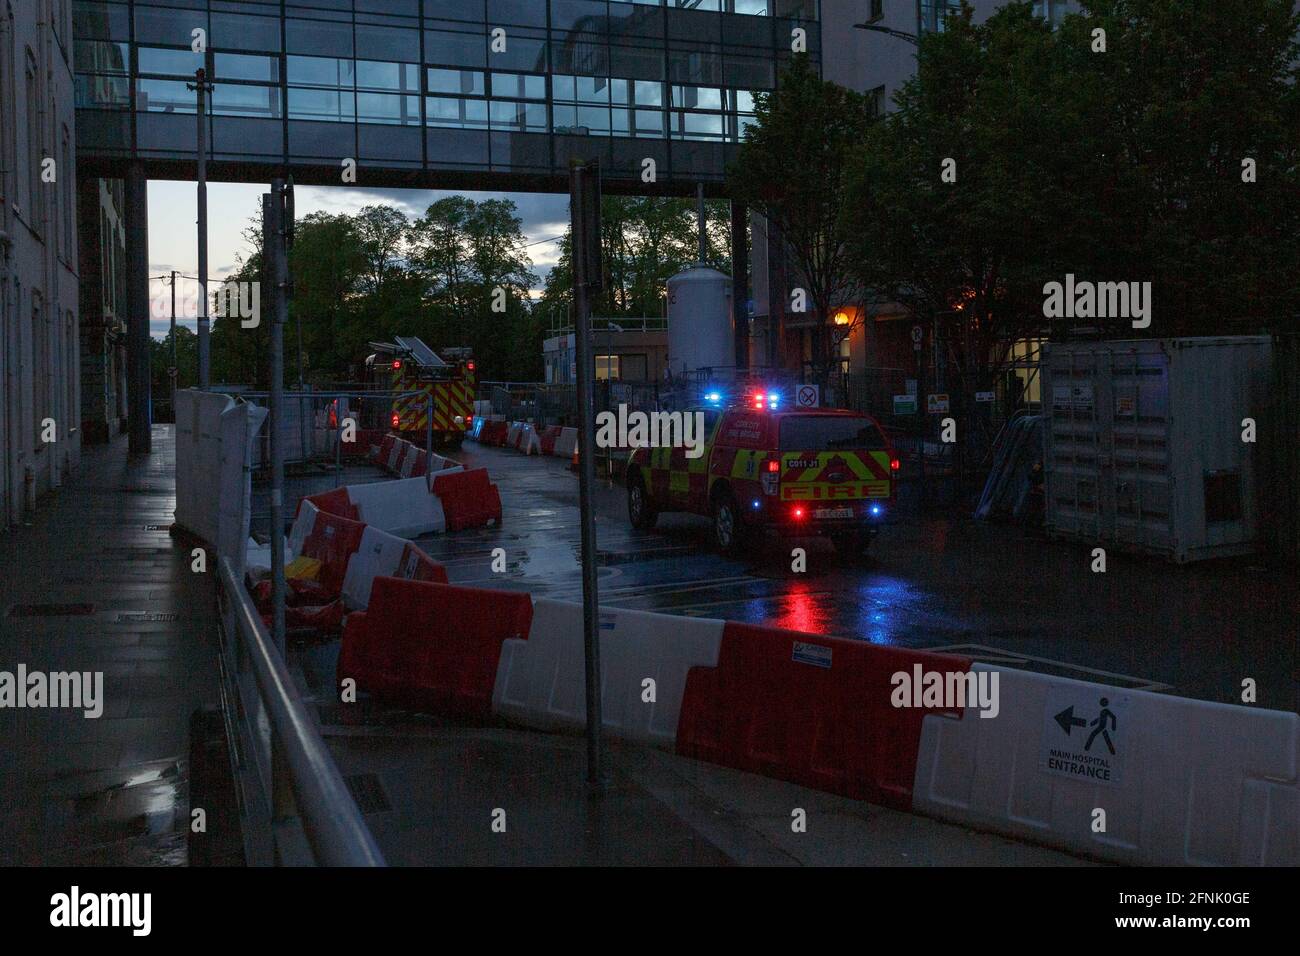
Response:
[72, 0, 820, 185]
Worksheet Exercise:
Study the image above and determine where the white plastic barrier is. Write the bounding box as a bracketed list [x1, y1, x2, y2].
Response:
[506, 422, 523, 449]
[347, 478, 446, 538]
[341, 525, 409, 609]
[912, 663, 1300, 866]
[521, 425, 542, 456]
[287, 500, 320, 559]
[386, 439, 406, 473]
[399, 446, 419, 478]
[175, 389, 237, 546]
[216, 402, 268, 577]
[492, 599, 725, 748]
[553, 427, 578, 459]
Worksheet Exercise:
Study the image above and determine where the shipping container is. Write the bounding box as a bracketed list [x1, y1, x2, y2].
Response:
[1043, 337, 1272, 563]
[1264, 334, 1300, 565]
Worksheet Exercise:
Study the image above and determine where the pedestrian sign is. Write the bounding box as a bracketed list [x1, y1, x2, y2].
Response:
[1040, 684, 1130, 786]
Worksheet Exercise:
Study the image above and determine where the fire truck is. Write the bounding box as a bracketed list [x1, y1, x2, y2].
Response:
[364, 337, 476, 447]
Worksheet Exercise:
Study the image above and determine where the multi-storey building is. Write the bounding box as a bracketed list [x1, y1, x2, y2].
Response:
[0, 0, 82, 527]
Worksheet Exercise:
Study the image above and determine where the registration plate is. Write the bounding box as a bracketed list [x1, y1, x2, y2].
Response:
[814, 507, 855, 520]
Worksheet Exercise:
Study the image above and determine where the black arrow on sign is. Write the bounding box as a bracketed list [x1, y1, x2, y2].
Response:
[1054, 706, 1087, 736]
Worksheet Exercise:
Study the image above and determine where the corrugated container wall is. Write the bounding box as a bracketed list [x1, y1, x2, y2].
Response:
[1264, 334, 1300, 565]
[1043, 337, 1273, 563]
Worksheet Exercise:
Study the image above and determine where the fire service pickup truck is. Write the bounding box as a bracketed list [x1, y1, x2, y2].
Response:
[625, 392, 900, 558]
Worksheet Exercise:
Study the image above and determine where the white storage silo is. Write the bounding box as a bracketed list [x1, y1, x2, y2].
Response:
[666, 266, 734, 377]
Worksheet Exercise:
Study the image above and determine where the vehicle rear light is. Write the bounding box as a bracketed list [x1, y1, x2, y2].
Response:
[890, 458, 901, 472]
[467, 362, 476, 372]
[767, 459, 780, 473]
[792, 506, 805, 521]
[467, 415, 474, 427]
[392, 359, 402, 370]
[391, 413, 400, 429]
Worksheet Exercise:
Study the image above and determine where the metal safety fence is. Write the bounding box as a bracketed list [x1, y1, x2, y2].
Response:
[216, 556, 385, 867]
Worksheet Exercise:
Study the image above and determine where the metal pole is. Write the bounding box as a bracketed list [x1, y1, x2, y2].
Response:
[570, 161, 604, 789]
[169, 270, 177, 411]
[124, 160, 152, 454]
[264, 185, 286, 661]
[696, 183, 707, 265]
[426, 394, 434, 474]
[193, 68, 211, 388]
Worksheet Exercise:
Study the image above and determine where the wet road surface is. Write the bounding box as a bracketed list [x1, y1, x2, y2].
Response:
[264, 442, 1299, 711]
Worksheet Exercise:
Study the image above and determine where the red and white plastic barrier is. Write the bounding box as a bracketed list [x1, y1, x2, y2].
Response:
[341, 525, 448, 609]
[553, 427, 578, 460]
[493, 599, 725, 748]
[675, 623, 970, 808]
[431, 468, 502, 531]
[338, 579, 532, 718]
[912, 664, 1300, 866]
[346, 477, 446, 538]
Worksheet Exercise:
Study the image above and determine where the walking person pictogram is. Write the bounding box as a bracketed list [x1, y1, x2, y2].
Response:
[1085, 697, 1117, 754]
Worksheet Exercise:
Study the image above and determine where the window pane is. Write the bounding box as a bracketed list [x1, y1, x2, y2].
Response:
[212, 84, 282, 119]
[428, 68, 485, 95]
[215, 53, 279, 83]
[287, 56, 355, 88]
[490, 72, 544, 100]
[135, 78, 195, 113]
[357, 60, 420, 91]
[287, 18, 354, 57]
[74, 39, 128, 74]
[138, 46, 203, 78]
[425, 95, 488, 128]
[288, 87, 356, 122]
[358, 92, 422, 125]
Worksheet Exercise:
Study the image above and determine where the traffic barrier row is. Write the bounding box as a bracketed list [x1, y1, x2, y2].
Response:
[371, 433, 465, 480]
[472, 421, 578, 462]
[912, 664, 1300, 866]
[331, 581, 1300, 865]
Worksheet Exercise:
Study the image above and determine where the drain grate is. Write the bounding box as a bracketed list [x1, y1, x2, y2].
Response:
[114, 612, 179, 624]
[344, 773, 390, 814]
[9, 603, 95, 617]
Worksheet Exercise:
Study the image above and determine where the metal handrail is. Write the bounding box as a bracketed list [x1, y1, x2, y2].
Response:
[217, 556, 386, 867]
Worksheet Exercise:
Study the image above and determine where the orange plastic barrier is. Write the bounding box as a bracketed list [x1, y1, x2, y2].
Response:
[342, 427, 383, 459]
[539, 425, 562, 456]
[675, 623, 973, 808]
[432, 468, 502, 531]
[477, 420, 508, 446]
[395, 543, 448, 584]
[301, 487, 360, 522]
[338, 579, 532, 718]
[298, 511, 367, 596]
